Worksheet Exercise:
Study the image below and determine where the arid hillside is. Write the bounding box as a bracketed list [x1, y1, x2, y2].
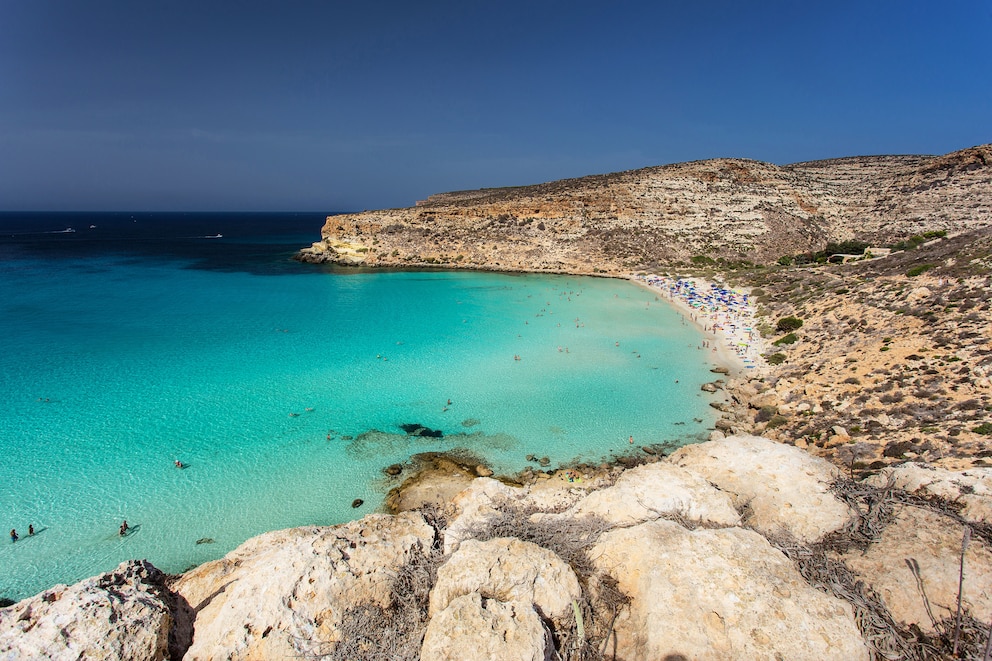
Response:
[297, 144, 991, 273]
[717, 226, 992, 472]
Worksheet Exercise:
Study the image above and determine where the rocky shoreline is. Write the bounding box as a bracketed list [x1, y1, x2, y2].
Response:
[3, 435, 990, 659]
[3, 144, 992, 658]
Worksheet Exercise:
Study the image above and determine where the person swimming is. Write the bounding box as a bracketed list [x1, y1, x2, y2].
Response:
[175, 459, 184, 468]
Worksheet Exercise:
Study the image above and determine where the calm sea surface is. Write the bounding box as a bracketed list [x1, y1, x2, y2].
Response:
[0, 212, 719, 601]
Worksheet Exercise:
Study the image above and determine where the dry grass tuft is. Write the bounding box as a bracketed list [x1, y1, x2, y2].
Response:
[464, 501, 627, 661]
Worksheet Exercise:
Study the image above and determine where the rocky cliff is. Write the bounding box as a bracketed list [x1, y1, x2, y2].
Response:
[3, 436, 990, 660]
[297, 144, 992, 274]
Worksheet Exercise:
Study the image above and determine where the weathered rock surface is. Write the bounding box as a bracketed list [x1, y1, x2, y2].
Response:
[590, 519, 869, 660]
[555, 461, 741, 528]
[173, 512, 434, 660]
[671, 434, 853, 543]
[869, 462, 992, 524]
[5, 433, 992, 660]
[421, 592, 553, 661]
[429, 537, 581, 626]
[841, 505, 992, 629]
[0, 560, 191, 661]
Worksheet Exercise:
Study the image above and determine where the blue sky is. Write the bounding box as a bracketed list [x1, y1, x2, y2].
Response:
[1, 1, 989, 212]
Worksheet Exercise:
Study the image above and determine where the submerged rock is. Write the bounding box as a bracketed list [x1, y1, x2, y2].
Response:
[400, 423, 443, 438]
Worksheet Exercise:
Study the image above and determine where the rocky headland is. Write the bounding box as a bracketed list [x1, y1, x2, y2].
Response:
[3, 144, 992, 659]
[297, 144, 991, 274]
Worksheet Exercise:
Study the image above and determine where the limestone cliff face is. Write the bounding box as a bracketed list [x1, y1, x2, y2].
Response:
[297, 144, 992, 274]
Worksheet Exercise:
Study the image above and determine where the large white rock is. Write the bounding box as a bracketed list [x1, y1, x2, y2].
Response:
[429, 537, 582, 625]
[421, 593, 553, 661]
[443, 474, 605, 554]
[869, 462, 992, 524]
[559, 461, 741, 528]
[0, 560, 190, 661]
[443, 477, 526, 554]
[590, 519, 869, 660]
[173, 512, 435, 660]
[842, 505, 992, 630]
[671, 434, 853, 543]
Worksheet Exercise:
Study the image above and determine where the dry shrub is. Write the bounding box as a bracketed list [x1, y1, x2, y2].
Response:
[465, 501, 627, 661]
[310, 505, 447, 661]
[766, 478, 992, 660]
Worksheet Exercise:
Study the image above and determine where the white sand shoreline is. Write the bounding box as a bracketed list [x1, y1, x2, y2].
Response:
[630, 274, 767, 378]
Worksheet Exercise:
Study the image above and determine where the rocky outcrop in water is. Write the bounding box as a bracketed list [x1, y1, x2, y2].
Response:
[4, 435, 991, 659]
[296, 144, 991, 274]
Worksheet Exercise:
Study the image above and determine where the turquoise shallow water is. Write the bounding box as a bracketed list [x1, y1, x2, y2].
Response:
[0, 213, 719, 601]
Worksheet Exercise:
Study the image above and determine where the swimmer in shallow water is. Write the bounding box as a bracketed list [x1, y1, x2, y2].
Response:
[119, 520, 129, 536]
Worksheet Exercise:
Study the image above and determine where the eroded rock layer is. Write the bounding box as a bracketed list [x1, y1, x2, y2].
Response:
[297, 144, 992, 274]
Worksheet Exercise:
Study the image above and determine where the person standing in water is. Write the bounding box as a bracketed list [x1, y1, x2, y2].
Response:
[119, 520, 129, 536]
[10, 529, 18, 543]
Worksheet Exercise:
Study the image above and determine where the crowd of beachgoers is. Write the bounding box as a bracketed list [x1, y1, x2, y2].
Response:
[635, 275, 765, 372]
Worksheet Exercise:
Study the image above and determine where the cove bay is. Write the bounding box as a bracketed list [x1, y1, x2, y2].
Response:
[0, 212, 720, 601]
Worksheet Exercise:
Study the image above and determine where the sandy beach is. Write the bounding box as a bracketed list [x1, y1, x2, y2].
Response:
[632, 274, 767, 377]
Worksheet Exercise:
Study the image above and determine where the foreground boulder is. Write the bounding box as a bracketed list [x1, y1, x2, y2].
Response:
[671, 434, 853, 543]
[421, 592, 554, 661]
[869, 462, 992, 524]
[0, 560, 192, 661]
[559, 461, 741, 528]
[591, 519, 869, 660]
[841, 505, 992, 630]
[429, 537, 582, 626]
[173, 512, 434, 660]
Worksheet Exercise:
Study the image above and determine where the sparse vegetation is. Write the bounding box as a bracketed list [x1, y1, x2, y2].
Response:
[765, 352, 786, 365]
[776, 316, 804, 332]
[907, 264, 935, 277]
[773, 333, 798, 346]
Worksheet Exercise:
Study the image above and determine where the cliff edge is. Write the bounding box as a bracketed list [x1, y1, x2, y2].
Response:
[297, 144, 991, 274]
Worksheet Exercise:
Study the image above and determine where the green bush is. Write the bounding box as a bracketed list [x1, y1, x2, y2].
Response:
[906, 264, 935, 277]
[773, 333, 799, 346]
[776, 316, 804, 332]
[973, 422, 992, 436]
[690, 255, 716, 266]
[777, 255, 793, 266]
[765, 415, 789, 429]
[765, 352, 787, 365]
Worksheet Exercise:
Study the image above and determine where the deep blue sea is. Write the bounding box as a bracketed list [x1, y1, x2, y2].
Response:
[0, 212, 719, 601]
